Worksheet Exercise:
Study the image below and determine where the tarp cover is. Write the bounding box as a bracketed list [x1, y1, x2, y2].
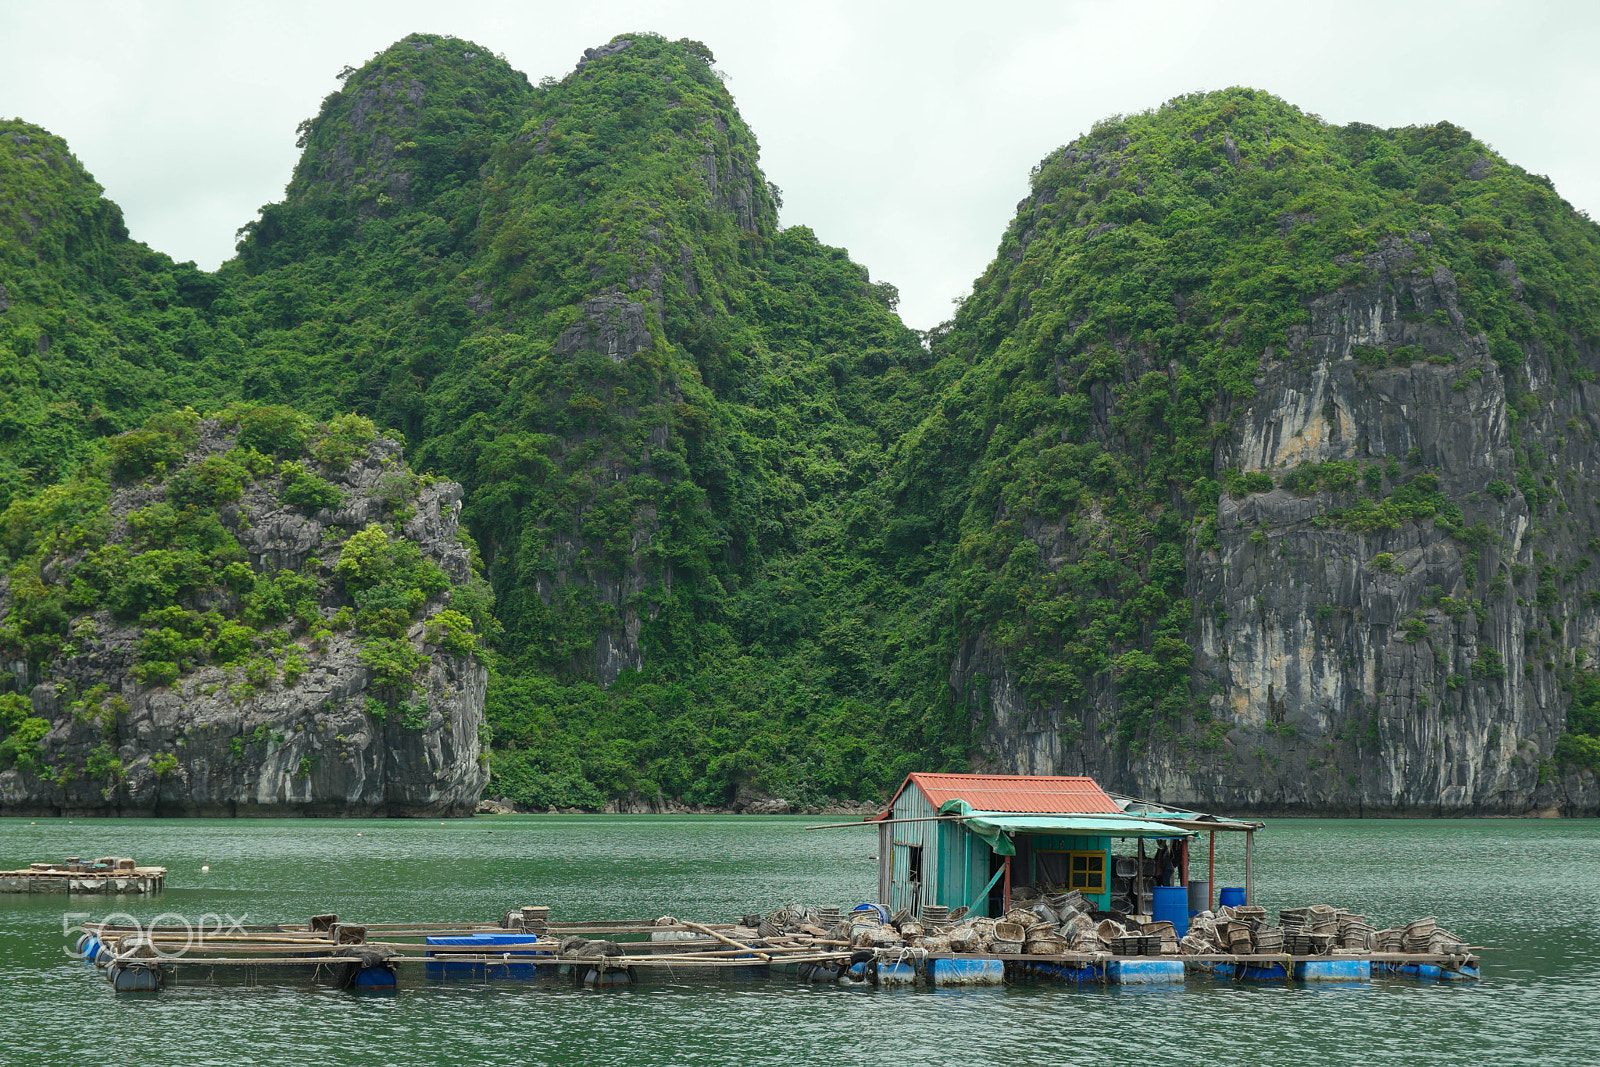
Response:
[937, 800, 1195, 856]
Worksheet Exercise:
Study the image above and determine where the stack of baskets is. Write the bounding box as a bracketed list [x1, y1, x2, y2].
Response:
[1022, 914, 1066, 954]
[1404, 917, 1437, 952]
[1110, 933, 1163, 956]
[1169, 900, 1469, 959]
[1141, 920, 1180, 954]
[1428, 928, 1467, 953]
[1339, 914, 1375, 950]
[1253, 927, 1285, 953]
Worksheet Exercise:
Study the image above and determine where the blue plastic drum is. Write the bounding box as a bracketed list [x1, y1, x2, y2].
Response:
[1151, 886, 1190, 938]
[851, 902, 891, 923]
[1218, 886, 1247, 909]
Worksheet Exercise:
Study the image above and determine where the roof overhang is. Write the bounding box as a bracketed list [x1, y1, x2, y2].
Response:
[939, 799, 1197, 855]
[962, 812, 1198, 838]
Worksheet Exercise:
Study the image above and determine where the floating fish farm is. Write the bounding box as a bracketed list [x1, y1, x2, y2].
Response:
[74, 895, 1479, 993]
[63, 773, 1482, 993]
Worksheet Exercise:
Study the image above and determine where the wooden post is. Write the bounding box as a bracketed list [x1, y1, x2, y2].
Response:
[882, 821, 893, 906]
[1180, 838, 1189, 886]
[1245, 829, 1254, 905]
[1208, 830, 1216, 911]
[1002, 854, 1012, 914]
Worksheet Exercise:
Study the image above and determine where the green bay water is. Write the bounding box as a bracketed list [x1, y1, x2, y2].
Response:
[0, 816, 1594, 1066]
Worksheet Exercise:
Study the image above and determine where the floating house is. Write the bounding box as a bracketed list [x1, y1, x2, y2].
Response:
[869, 773, 1260, 920]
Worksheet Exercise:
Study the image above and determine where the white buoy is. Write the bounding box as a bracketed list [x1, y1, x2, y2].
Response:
[201, 865, 210, 872]
[356, 832, 363, 837]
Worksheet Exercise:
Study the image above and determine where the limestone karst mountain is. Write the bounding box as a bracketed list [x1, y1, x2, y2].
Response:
[1, 37, 1597, 813]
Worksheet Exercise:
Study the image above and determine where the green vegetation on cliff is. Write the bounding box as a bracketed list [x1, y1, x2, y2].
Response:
[4, 40, 1600, 807]
[903, 87, 1600, 749]
[0, 405, 493, 781]
[1, 34, 965, 808]
[0, 119, 226, 506]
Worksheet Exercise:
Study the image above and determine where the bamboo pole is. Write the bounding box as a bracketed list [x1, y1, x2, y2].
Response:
[1244, 829, 1254, 905]
[149, 951, 853, 968]
[678, 922, 771, 962]
[1208, 830, 1216, 911]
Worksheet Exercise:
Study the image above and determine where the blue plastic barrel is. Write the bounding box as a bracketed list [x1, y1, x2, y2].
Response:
[851, 902, 891, 923]
[1219, 886, 1247, 909]
[1151, 886, 1189, 939]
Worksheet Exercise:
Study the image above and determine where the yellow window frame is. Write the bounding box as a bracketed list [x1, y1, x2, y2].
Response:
[1041, 850, 1105, 893]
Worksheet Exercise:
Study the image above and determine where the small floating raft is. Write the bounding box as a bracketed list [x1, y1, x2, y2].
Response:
[1, 857, 166, 894]
[75, 909, 859, 992]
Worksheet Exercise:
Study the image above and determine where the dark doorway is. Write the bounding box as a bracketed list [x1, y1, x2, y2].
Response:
[908, 845, 924, 913]
[988, 852, 1007, 917]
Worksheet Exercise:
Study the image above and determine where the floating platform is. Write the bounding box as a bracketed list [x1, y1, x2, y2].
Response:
[2, 857, 166, 895]
[72, 910, 1481, 993]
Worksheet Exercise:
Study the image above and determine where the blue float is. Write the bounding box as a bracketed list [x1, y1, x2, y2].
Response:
[1375, 960, 1479, 981]
[1294, 958, 1370, 982]
[1023, 960, 1105, 983]
[1107, 958, 1184, 984]
[107, 961, 162, 992]
[876, 961, 917, 985]
[579, 966, 636, 987]
[929, 958, 1004, 986]
[1203, 960, 1290, 982]
[351, 965, 397, 989]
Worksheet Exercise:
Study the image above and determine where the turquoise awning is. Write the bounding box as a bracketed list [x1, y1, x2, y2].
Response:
[938, 799, 1196, 855]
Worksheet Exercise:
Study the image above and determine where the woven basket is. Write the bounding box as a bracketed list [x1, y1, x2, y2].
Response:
[947, 926, 980, 952]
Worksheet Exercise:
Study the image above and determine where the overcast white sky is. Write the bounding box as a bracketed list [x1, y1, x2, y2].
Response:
[4, 0, 1597, 329]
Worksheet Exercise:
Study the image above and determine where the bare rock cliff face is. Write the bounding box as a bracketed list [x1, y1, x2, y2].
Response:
[0, 427, 488, 816]
[957, 237, 1600, 815]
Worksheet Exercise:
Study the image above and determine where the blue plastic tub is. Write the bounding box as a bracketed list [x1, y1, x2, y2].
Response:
[1151, 885, 1189, 938]
[1218, 886, 1247, 909]
[424, 933, 550, 980]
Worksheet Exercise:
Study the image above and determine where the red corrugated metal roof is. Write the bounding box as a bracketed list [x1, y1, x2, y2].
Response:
[870, 773, 1122, 819]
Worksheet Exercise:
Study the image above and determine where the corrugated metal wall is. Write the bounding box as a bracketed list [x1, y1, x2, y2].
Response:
[887, 784, 994, 917]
